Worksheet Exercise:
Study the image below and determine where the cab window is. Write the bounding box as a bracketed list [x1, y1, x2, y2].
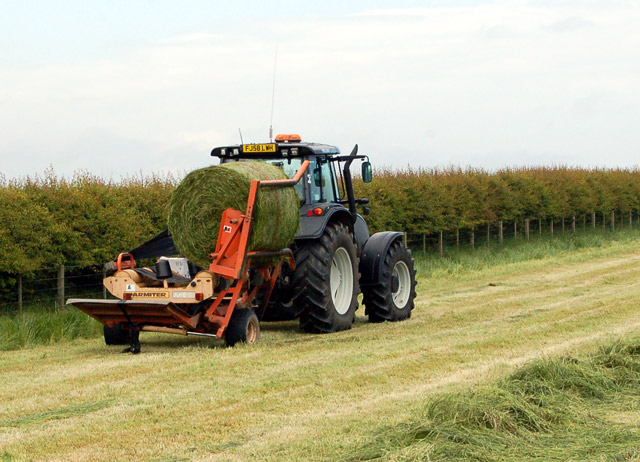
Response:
[265, 158, 306, 204]
[311, 159, 337, 203]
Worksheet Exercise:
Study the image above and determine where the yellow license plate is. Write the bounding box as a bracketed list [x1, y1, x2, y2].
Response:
[242, 143, 276, 153]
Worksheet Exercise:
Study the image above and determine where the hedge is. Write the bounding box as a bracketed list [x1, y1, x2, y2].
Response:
[2, 166, 640, 276]
[354, 167, 640, 235]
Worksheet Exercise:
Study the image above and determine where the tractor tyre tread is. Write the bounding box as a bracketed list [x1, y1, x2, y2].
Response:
[363, 240, 417, 323]
[293, 222, 359, 333]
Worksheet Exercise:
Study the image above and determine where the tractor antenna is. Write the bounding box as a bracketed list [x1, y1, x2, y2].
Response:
[238, 128, 244, 145]
[269, 44, 278, 142]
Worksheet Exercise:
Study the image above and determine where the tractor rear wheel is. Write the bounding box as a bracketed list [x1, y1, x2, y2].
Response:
[363, 240, 417, 322]
[104, 323, 130, 345]
[225, 309, 260, 347]
[294, 222, 359, 333]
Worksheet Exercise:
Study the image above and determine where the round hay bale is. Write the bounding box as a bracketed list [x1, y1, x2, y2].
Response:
[168, 161, 300, 268]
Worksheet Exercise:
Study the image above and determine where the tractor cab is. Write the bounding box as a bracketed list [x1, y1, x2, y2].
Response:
[211, 134, 373, 249]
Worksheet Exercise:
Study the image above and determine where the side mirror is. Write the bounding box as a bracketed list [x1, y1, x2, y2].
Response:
[361, 161, 372, 183]
[313, 167, 323, 187]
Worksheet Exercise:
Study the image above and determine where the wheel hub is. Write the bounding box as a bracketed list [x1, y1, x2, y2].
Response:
[330, 247, 353, 315]
[390, 275, 400, 293]
[391, 260, 411, 308]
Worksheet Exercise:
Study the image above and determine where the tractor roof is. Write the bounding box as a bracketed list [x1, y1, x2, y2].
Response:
[210, 140, 341, 159]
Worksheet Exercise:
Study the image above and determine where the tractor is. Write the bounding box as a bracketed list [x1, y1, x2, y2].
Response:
[68, 134, 417, 352]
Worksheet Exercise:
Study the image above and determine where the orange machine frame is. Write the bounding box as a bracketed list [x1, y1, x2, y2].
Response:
[70, 160, 310, 345]
[202, 160, 309, 337]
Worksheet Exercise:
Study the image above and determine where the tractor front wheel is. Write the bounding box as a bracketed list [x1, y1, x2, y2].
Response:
[294, 222, 359, 333]
[225, 309, 260, 347]
[363, 240, 417, 322]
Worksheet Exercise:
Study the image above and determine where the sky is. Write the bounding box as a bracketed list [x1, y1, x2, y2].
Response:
[1, 0, 639, 180]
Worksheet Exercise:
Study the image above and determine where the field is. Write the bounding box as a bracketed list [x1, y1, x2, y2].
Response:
[2, 230, 640, 461]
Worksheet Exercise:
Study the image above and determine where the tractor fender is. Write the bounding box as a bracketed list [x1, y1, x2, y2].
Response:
[295, 205, 370, 253]
[358, 231, 404, 286]
[296, 205, 354, 240]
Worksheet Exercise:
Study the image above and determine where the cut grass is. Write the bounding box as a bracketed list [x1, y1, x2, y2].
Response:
[348, 338, 640, 461]
[1, 228, 640, 461]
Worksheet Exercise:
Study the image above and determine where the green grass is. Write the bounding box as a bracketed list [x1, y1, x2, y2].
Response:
[348, 337, 640, 461]
[0, 400, 113, 428]
[0, 306, 101, 351]
[0, 227, 637, 352]
[414, 227, 636, 280]
[2, 228, 640, 461]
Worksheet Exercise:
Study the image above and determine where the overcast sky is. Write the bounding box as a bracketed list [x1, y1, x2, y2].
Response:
[1, 0, 639, 180]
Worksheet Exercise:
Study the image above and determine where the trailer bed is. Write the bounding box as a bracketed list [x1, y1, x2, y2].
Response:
[66, 298, 197, 328]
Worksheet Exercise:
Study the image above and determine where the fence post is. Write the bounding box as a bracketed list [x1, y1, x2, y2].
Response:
[525, 218, 530, 240]
[18, 275, 23, 312]
[499, 221, 503, 244]
[514, 220, 517, 239]
[572, 215, 576, 233]
[561, 217, 565, 234]
[422, 234, 426, 253]
[603, 211, 606, 229]
[57, 264, 65, 308]
[592, 211, 596, 228]
[630, 212, 633, 228]
[456, 228, 460, 250]
[439, 230, 444, 256]
[583, 214, 586, 230]
[471, 227, 475, 250]
[403, 233, 408, 247]
[539, 217, 542, 236]
[103, 269, 107, 299]
[611, 211, 615, 231]
[487, 223, 491, 247]
[550, 218, 554, 236]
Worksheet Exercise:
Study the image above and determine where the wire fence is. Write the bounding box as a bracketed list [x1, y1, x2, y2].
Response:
[404, 210, 639, 255]
[1, 210, 637, 313]
[1, 264, 106, 313]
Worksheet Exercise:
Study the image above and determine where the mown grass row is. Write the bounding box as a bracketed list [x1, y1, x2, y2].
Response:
[347, 337, 640, 461]
[2, 226, 639, 352]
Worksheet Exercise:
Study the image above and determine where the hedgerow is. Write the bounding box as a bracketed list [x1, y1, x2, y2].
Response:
[1, 165, 639, 284]
[354, 166, 640, 235]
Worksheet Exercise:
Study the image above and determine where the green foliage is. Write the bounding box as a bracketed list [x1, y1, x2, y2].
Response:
[0, 168, 175, 271]
[1, 165, 640, 299]
[355, 166, 640, 234]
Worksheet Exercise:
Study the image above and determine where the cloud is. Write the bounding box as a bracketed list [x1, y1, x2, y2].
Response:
[481, 25, 519, 40]
[544, 16, 594, 33]
[1, 2, 639, 179]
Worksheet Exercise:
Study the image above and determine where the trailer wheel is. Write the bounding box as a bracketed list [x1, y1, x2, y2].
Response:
[294, 221, 359, 333]
[225, 309, 260, 347]
[104, 323, 130, 345]
[363, 240, 417, 323]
